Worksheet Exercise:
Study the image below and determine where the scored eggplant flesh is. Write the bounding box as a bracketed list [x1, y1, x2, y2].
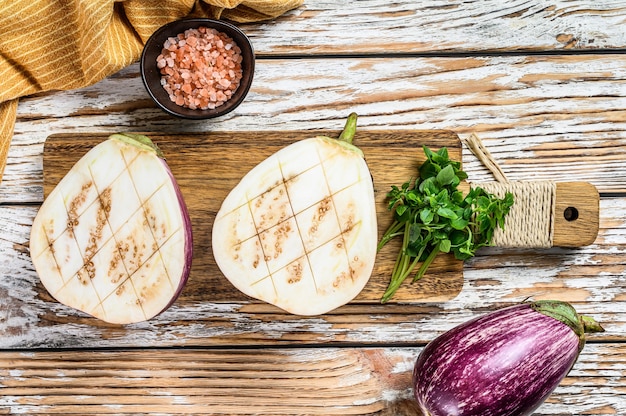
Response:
[213, 131, 377, 316]
[30, 134, 192, 324]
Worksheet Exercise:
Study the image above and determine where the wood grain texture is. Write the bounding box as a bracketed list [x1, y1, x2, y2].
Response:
[244, 1, 626, 54]
[3, 53, 625, 205]
[553, 182, 600, 247]
[0, 344, 623, 415]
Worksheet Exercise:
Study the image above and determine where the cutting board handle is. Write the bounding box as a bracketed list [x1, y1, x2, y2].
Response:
[478, 181, 599, 248]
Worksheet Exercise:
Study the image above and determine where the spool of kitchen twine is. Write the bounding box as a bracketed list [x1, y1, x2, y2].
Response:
[463, 133, 556, 248]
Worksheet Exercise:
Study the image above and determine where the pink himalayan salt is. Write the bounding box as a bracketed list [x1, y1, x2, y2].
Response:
[156, 27, 244, 111]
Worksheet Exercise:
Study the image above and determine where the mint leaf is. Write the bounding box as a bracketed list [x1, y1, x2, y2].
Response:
[378, 146, 514, 303]
[436, 165, 456, 186]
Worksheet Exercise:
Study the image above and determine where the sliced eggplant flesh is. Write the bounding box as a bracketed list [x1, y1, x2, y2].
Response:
[213, 116, 377, 315]
[30, 134, 192, 324]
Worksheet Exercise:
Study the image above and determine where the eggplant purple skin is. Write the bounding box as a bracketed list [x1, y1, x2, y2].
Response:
[157, 159, 193, 315]
[413, 303, 581, 416]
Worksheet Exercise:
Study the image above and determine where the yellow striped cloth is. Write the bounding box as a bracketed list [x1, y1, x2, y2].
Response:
[0, 0, 302, 183]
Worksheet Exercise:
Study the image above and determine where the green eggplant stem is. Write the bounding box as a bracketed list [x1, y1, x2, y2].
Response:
[338, 112, 358, 145]
[530, 300, 605, 352]
[109, 133, 164, 159]
[581, 314, 606, 333]
[321, 113, 363, 157]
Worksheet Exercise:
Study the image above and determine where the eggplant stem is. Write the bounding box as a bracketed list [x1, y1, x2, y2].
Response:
[110, 133, 164, 158]
[581, 314, 605, 333]
[531, 300, 605, 352]
[338, 112, 358, 145]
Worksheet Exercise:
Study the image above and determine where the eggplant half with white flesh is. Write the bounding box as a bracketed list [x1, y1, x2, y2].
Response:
[412, 300, 604, 416]
[30, 133, 192, 324]
[212, 113, 377, 315]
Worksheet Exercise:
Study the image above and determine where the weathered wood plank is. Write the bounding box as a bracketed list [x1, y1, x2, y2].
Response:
[3, 53, 624, 204]
[244, 1, 626, 54]
[0, 344, 624, 415]
[1, 196, 623, 349]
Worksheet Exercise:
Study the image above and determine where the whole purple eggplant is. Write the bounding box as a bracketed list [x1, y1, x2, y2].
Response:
[413, 300, 604, 416]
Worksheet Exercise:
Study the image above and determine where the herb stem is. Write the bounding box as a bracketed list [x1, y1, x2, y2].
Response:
[413, 245, 440, 283]
[395, 225, 411, 278]
[381, 225, 427, 303]
[390, 241, 405, 282]
[377, 220, 404, 252]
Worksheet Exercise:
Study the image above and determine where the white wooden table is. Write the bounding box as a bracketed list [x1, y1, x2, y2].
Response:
[1, 2, 625, 414]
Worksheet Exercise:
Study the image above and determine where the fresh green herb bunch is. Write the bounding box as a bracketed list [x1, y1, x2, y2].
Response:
[378, 146, 514, 303]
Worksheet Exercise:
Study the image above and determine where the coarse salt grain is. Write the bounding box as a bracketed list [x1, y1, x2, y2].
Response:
[156, 27, 244, 111]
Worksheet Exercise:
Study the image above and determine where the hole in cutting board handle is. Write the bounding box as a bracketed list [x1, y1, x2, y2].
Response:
[563, 206, 579, 222]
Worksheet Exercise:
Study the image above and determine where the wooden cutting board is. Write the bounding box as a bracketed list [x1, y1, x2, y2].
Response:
[42, 130, 466, 306]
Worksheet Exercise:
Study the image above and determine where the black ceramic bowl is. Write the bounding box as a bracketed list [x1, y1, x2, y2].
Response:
[140, 18, 255, 119]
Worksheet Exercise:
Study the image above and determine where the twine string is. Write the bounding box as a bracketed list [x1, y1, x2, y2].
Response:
[463, 134, 556, 248]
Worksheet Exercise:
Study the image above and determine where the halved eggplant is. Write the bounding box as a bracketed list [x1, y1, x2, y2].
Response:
[212, 114, 377, 315]
[30, 133, 192, 324]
